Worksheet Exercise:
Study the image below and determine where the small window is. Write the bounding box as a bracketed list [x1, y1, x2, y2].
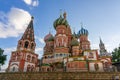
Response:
[13, 67, 15, 71]
[56, 54, 58, 57]
[19, 42, 22, 47]
[60, 54, 62, 57]
[24, 41, 29, 48]
[31, 43, 34, 49]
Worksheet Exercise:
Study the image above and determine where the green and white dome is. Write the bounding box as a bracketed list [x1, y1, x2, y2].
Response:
[53, 14, 69, 29]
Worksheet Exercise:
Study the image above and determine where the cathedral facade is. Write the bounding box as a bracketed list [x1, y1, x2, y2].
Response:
[41, 12, 112, 72]
[7, 12, 112, 72]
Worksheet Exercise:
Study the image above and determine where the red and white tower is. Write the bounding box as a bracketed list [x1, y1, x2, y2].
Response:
[53, 12, 71, 62]
[78, 24, 90, 51]
[8, 17, 38, 72]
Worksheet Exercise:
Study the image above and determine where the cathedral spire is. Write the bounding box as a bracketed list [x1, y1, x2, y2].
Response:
[63, 11, 67, 19]
[21, 16, 34, 41]
[80, 22, 83, 28]
[99, 37, 104, 45]
[17, 16, 36, 52]
[99, 37, 107, 56]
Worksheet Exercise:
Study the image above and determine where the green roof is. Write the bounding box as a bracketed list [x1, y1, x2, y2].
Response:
[70, 38, 79, 46]
[53, 15, 69, 29]
[47, 36, 54, 41]
[41, 63, 50, 66]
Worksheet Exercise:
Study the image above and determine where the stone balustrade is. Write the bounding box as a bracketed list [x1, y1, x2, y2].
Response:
[0, 72, 120, 80]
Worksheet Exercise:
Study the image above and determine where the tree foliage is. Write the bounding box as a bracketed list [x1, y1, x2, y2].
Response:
[112, 46, 120, 62]
[0, 48, 7, 65]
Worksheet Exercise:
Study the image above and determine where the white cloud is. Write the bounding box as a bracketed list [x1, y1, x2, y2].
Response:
[35, 47, 43, 59]
[35, 36, 45, 44]
[4, 47, 16, 55]
[23, 0, 32, 5]
[104, 34, 120, 52]
[23, 0, 39, 7]
[0, 7, 31, 38]
[35, 47, 43, 53]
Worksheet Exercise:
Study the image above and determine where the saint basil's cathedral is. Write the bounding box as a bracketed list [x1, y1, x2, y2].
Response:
[7, 12, 111, 72]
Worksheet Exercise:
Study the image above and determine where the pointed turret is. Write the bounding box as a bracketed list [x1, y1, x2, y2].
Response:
[17, 16, 36, 52]
[100, 37, 104, 45]
[99, 38, 107, 56]
[77, 23, 90, 50]
[21, 16, 34, 41]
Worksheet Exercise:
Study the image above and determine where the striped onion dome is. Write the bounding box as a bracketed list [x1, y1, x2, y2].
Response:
[53, 15, 69, 29]
[77, 27, 89, 36]
[70, 32, 79, 46]
[44, 33, 53, 42]
[70, 38, 79, 46]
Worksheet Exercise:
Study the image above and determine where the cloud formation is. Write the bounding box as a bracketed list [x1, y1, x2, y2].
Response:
[23, 0, 39, 7]
[35, 36, 45, 44]
[0, 7, 31, 38]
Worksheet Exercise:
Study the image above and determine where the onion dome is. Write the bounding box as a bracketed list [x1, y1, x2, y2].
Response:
[53, 12, 69, 29]
[47, 35, 54, 41]
[70, 37, 79, 46]
[72, 32, 78, 38]
[44, 33, 53, 42]
[77, 27, 88, 36]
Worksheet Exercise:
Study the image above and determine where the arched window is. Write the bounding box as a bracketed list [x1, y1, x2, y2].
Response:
[24, 41, 29, 48]
[56, 54, 58, 57]
[47, 68, 50, 72]
[27, 55, 31, 62]
[27, 64, 30, 72]
[94, 63, 99, 71]
[31, 65, 34, 72]
[60, 54, 62, 57]
[13, 67, 15, 72]
[32, 57, 35, 62]
[19, 42, 22, 47]
[31, 43, 34, 49]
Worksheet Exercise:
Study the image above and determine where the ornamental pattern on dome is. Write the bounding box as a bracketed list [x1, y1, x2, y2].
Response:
[70, 32, 79, 46]
[78, 27, 89, 36]
[44, 33, 53, 42]
[70, 38, 79, 46]
[53, 12, 69, 29]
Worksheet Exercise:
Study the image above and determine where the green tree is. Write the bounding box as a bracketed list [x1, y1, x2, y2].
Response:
[0, 48, 7, 71]
[112, 46, 120, 62]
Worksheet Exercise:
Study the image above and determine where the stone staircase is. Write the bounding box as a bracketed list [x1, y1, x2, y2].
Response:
[0, 72, 120, 80]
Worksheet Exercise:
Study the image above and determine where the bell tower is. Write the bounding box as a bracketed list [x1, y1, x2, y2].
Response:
[8, 16, 38, 72]
[17, 16, 36, 52]
[78, 24, 90, 50]
[99, 38, 107, 56]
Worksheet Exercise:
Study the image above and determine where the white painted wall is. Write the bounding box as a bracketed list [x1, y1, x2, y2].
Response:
[89, 62, 104, 72]
[84, 51, 97, 60]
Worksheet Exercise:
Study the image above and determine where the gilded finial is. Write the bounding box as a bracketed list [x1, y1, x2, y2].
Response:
[80, 22, 83, 28]
[63, 11, 67, 19]
[31, 16, 34, 20]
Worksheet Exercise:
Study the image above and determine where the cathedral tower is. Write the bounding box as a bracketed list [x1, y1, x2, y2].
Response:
[53, 12, 70, 59]
[99, 38, 107, 56]
[78, 24, 90, 50]
[17, 16, 36, 52]
[70, 32, 79, 56]
[8, 17, 38, 72]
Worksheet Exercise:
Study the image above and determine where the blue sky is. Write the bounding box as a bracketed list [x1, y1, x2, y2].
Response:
[0, 0, 120, 70]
